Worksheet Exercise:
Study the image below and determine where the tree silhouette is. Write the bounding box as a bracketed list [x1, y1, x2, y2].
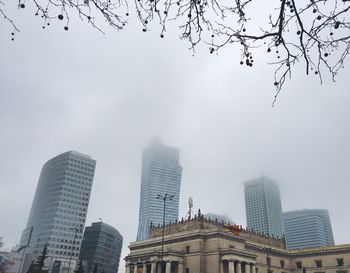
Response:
[36, 243, 48, 270]
[1, 0, 350, 101]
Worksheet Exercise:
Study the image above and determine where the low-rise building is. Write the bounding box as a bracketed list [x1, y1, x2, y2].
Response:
[80, 222, 123, 273]
[125, 211, 350, 273]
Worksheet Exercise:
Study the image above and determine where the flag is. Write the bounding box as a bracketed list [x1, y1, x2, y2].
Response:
[223, 224, 241, 235]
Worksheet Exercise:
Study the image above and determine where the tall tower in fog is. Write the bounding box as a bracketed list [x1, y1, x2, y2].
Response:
[244, 176, 284, 238]
[283, 209, 335, 249]
[136, 138, 182, 241]
[20, 151, 96, 272]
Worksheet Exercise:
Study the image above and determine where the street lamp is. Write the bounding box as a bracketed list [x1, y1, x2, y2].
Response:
[259, 247, 272, 273]
[67, 227, 80, 273]
[156, 193, 174, 272]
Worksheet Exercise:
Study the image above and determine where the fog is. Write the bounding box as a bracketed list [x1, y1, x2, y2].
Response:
[1, 2, 350, 272]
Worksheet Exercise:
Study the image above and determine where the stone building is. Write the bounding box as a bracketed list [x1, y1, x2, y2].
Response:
[125, 211, 350, 273]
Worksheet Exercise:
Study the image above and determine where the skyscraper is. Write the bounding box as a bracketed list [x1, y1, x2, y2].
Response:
[283, 209, 335, 249]
[80, 222, 123, 273]
[244, 176, 284, 238]
[20, 151, 96, 273]
[136, 138, 182, 241]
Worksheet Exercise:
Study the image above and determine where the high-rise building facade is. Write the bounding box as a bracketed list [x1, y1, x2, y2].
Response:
[136, 138, 182, 241]
[20, 151, 96, 273]
[283, 209, 335, 249]
[244, 176, 284, 238]
[80, 222, 123, 273]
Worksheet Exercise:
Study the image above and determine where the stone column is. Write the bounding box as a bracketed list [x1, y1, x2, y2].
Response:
[251, 265, 256, 273]
[134, 265, 138, 273]
[151, 263, 156, 273]
[220, 261, 225, 273]
[165, 262, 171, 273]
[228, 261, 235, 273]
[125, 265, 130, 273]
[243, 263, 248, 273]
[143, 264, 147, 273]
[178, 263, 184, 273]
[236, 262, 241, 273]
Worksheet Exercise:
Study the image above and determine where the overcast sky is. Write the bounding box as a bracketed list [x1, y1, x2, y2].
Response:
[1, 2, 350, 272]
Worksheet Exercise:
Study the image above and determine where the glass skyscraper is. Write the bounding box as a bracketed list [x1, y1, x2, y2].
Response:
[80, 222, 123, 273]
[244, 176, 284, 238]
[136, 138, 182, 241]
[20, 151, 96, 273]
[283, 209, 335, 249]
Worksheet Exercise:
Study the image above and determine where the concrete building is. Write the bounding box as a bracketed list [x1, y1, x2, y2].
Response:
[80, 222, 123, 273]
[244, 176, 284, 238]
[19, 151, 96, 273]
[283, 209, 335, 249]
[125, 211, 350, 273]
[136, 138, 182, 241]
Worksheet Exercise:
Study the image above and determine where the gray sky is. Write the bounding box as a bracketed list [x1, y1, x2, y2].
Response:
[1, 2, 350, 272]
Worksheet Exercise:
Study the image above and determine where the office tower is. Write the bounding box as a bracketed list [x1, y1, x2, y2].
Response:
[80, 222, 123, 273]
[283, 209, 335, 249]
[20, 151, 96, 273]
[244, 176, 284, 238]
[136, 138, 182, 241]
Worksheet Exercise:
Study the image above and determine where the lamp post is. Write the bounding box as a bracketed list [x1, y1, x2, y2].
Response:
[67, 227, 79, 273]
[263, 247, 271, 273]
[156, 193, 174, 272]
[259, 246, 272, 273]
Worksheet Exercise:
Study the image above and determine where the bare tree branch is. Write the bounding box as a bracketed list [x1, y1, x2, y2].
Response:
[1, 0, 349, 104]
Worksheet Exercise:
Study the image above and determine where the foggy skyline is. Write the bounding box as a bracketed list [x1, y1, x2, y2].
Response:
[1, 2, 350, 272]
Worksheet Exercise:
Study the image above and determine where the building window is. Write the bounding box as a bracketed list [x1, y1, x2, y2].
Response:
[280, 261, 285, 269]
[186, 246, 190, 254]
[296, 262, 302, 269]
[186, 268, 190, 273]
[315, 260, 322, 268]
[337, 259, 344, 267]
[267, 258, 271, 266]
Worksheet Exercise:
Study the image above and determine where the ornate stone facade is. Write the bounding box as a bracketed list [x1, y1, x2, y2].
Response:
[125, 212, 350, 273]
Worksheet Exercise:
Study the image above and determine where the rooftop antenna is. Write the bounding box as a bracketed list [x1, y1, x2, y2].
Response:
[186, 196, 194, 219]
